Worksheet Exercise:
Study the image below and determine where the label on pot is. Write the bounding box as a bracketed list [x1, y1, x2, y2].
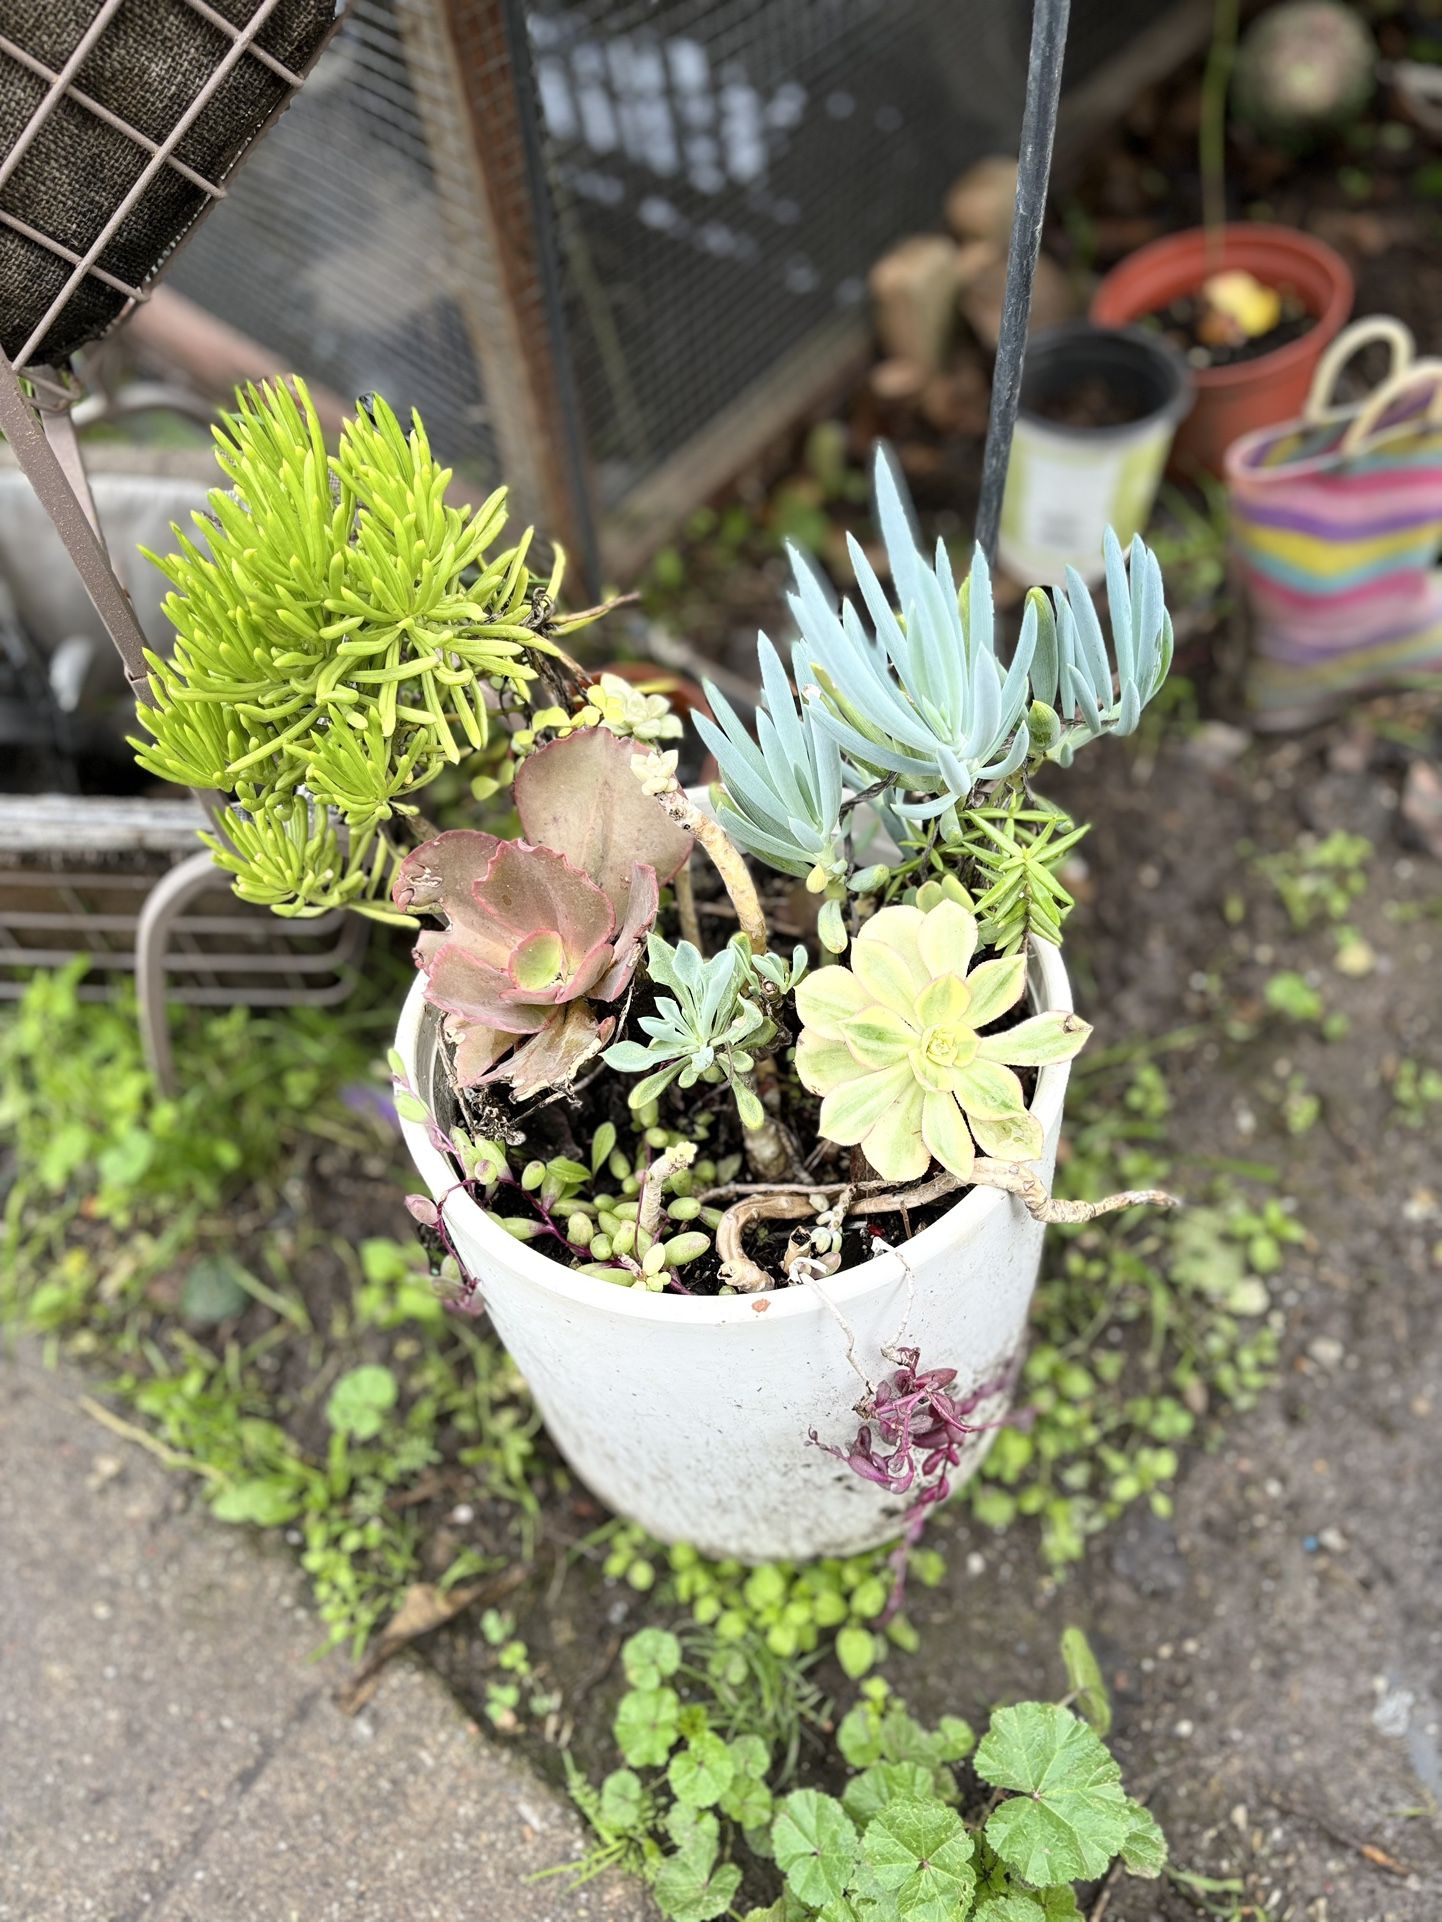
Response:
[999, 421, 1171, 587]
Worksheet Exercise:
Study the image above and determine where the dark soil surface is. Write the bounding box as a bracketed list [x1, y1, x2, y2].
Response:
[1029, 373, 1151, 431]
[888, 717, 1442, 1920]
[1140, 291, 1316, 372]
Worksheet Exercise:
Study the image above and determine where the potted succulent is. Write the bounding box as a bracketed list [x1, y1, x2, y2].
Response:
[1090, 0, 1353, 476]
[133, 380, 1178, 1566]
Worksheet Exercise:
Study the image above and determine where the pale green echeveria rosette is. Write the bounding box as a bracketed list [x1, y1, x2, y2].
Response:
[793, 898, 1091, 1183]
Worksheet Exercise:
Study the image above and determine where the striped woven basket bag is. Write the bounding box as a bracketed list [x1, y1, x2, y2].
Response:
[1226, 317, 1442, 727]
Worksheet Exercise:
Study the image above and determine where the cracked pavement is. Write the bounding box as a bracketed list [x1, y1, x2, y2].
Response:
[0, 1344, 648, 1922]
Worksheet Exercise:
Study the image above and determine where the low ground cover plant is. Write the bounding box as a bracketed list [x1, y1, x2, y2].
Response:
[0, 963, 1283, 1664]
[561, 1624, 1163, 1922]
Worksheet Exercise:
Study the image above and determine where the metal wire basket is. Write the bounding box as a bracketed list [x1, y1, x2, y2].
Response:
[1, 0, 340, 373]
[0, 0, 343, 686]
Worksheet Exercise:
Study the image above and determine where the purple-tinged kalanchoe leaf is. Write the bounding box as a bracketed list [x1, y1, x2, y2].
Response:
[395, 726, 692, 1100]
[512, 725, 694, 912]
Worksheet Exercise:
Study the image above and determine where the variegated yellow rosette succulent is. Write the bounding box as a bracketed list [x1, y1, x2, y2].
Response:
[793, 897, 1091, 1182]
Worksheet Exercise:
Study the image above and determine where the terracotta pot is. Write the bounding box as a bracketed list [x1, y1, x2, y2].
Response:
[1090, 225, 1353, 476]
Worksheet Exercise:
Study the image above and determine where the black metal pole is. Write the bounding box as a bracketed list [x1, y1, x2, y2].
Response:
[974, 0, 1071, 563]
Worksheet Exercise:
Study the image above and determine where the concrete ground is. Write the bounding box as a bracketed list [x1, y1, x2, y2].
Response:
[0, 1344, 647, 1922]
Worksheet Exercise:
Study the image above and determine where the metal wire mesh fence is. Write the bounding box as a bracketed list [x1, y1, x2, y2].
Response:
[0, 0, 339, 375]
[539, 0, 1034, 508]
[156, 0, 1178, 570]
[172, 1, 499, 475]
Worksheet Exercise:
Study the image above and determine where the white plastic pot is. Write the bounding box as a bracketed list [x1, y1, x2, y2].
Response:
[395, 938, 1075, 1564]
[998, 323, 1191, 587]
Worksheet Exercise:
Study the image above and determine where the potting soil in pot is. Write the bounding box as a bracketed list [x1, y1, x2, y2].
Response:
[1142, 287, 1315, 371]
[426, 856, 1041, 1303]
[1028, 376, 1151, 432]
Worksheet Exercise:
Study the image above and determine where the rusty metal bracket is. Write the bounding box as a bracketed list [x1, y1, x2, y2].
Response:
[0, 350, 151, 694]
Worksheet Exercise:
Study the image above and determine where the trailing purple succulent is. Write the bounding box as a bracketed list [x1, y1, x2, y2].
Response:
[813, 1345, 1018, 1613]
[394, 726, 693, 1099]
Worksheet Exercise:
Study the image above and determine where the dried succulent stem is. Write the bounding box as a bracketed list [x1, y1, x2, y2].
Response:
[851, 1163, 1180, 1225]
[743, 1115, 798, 1184]
[967, 1162, 1181, 1224]
[630, 758, 786, 1179]
[792, 1258, 871, 1393]
[850, 1171, 963, 1214]
[552, 591, 639, 632]
[399, 811, 442, 844]
[739, 1050, 806, 1182]
[638, 1140, 696, 1240]
[710, 1164, 1180, 1292]
[716, 1191, 816, 1293]
[645, 779, 769, 955]
[674, 855, 702, 951]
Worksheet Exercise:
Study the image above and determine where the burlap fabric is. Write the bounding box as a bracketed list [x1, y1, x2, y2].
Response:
[0, 0, 336, 366]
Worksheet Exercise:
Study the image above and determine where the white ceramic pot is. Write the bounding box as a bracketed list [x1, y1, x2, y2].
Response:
[395, 940, 1074, 1564]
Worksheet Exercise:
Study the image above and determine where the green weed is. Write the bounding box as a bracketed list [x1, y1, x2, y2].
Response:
[1249, 830, 1371, 932]
[966, 1062, 1286, 1567]
[0, 966, 539, 1656]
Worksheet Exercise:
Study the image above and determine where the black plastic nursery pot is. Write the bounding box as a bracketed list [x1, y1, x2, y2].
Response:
[997, 323, 1190, 586]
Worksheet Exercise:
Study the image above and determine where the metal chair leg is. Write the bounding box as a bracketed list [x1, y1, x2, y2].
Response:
[135, 848, 227, 1095]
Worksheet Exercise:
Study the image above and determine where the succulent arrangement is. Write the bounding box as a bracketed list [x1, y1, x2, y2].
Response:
[137, 377, 1181, 1544]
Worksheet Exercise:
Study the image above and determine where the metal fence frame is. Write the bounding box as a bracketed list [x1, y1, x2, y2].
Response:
[153, 0, 1214, 592]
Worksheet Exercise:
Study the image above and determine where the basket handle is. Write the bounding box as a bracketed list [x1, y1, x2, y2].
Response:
[1337, 356, 1442, 456]
[1304, 315, 1416, 422]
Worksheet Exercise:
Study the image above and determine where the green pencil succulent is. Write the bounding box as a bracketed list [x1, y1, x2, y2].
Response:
[131, 379, 584, 917]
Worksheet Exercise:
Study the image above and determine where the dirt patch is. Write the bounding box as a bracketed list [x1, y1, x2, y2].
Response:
[885, 718, 1442, 1919]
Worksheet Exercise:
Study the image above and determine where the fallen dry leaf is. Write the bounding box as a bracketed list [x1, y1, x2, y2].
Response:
[1359, 1843, 1410, 1877]
[337, 1563, 528, 1714]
